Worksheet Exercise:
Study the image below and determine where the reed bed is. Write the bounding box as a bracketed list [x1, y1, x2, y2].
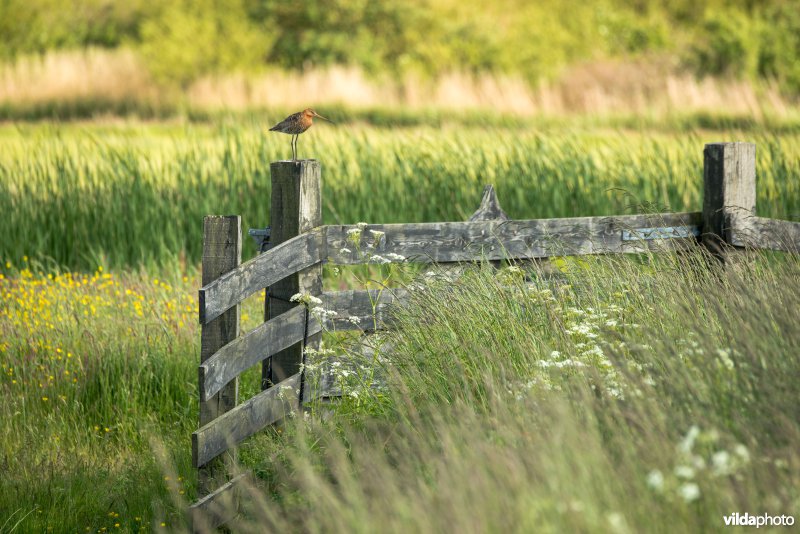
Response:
[1, 122, 798, 272]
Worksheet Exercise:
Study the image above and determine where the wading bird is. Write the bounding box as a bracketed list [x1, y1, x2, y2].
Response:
[269, 108, 332, 161]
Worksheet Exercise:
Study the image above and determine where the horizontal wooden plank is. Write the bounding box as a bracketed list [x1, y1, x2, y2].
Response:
[193, 373, 301, 468]
[199, 228, 326, 325]
[200, 306, 320, 402]
[730, 216, 800, 253]
[325, 212, 702, 264]
[190, 472, 248, 532]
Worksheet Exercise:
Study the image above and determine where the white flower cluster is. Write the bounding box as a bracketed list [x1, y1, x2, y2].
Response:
[290, 293, 322, 307]
[290, 292, 337, 323]
[340, 223, 405, 264]
[646, 425, 750, 503]
[513, 293, 660, 401]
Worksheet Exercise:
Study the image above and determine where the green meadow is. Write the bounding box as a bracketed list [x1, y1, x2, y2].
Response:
[1, 118, 799, 532]
[1, 120, 798, 271]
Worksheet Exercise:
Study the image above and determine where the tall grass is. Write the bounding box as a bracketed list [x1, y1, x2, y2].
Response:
[1, 244, 798, 531]
[0, 266, 198, 531]
[1, 122, 799, 272]
[222, 250, 800, 533]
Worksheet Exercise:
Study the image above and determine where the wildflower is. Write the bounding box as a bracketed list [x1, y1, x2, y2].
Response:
[711, 450, 731, 475]
[606, 512, 626, 532]
[646, 470, 664, 491]
[716, 348, 734, 369]
[290, 293, 323, 307]
[678, 482, 700, 502]
[733, 444, 750, 463]
[674, 465, 695, 479]
[369, 255, 391, 264]
[385, 252, 406, 261]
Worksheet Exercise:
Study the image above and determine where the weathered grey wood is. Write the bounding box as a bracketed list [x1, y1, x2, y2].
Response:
[193, 373, 301, 468]
[266, 161, 324, 388]
[190, 472, 248, 533]
[702, 142, 757, 254]
[199, 216, 241, 498]
[730, 216, 800, 252]
[469, 185, 509, 222]
[198, 228, 325, 325]
[326, 212, 702, 264]
[200, 306, 322, 402]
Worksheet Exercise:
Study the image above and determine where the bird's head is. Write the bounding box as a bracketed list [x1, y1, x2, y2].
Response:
[304, 108, 332, 123]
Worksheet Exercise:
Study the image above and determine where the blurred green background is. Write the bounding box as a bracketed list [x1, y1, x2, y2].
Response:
[1, 0, 799, 92]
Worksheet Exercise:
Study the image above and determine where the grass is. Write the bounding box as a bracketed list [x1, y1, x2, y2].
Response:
[3, 248, 797, 532]
[0, 265, 200, 532]
[227, 250, 800, 532]
[1, 121, 799, 272]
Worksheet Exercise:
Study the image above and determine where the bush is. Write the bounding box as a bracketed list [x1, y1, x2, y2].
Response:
[758, 3, 800, 94]
[686, 9, 760, 79]
[137, 0, 273, 86]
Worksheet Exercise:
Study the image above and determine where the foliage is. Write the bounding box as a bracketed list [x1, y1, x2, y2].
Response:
[2, 0, 800, 93]
[138, 0, 274, 86]
[758, 3, 800, 94]
[0, 0, 141, 58]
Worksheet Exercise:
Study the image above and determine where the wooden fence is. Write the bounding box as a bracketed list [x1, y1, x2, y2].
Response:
[189, 142, 800, 530]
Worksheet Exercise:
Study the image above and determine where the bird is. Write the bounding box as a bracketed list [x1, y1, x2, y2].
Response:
[269, 108, 332, 161]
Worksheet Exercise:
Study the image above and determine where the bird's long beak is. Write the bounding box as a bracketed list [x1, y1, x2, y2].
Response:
[314, 113, 333, 124]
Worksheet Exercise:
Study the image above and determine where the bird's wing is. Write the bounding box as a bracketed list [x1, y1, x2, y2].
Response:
[269, 112, 300, 131]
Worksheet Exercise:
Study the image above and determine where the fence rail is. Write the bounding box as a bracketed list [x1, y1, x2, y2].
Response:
[731, 216, 800, 252]
[198, 212, 702, 326]
[189, 142, 799, 530]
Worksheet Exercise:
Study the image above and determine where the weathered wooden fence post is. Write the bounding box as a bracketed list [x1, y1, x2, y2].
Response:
[264, 161, 323, 397]
[702, 142, 756, 258]
[198, 216, 241, 508]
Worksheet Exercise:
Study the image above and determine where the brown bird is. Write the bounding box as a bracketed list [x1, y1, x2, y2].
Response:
[269, 108, 332, 161]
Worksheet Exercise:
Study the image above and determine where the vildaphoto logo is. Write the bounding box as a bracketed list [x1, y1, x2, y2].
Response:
[723, 513, 795, 528]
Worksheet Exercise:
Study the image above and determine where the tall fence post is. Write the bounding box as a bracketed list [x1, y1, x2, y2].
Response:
[198, 216, 241, 503]
[702, 142, 756, 258]
[264, 160, 323, 398]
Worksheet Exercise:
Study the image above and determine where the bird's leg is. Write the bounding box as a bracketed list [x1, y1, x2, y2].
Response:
[291, 135, 297, 161]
